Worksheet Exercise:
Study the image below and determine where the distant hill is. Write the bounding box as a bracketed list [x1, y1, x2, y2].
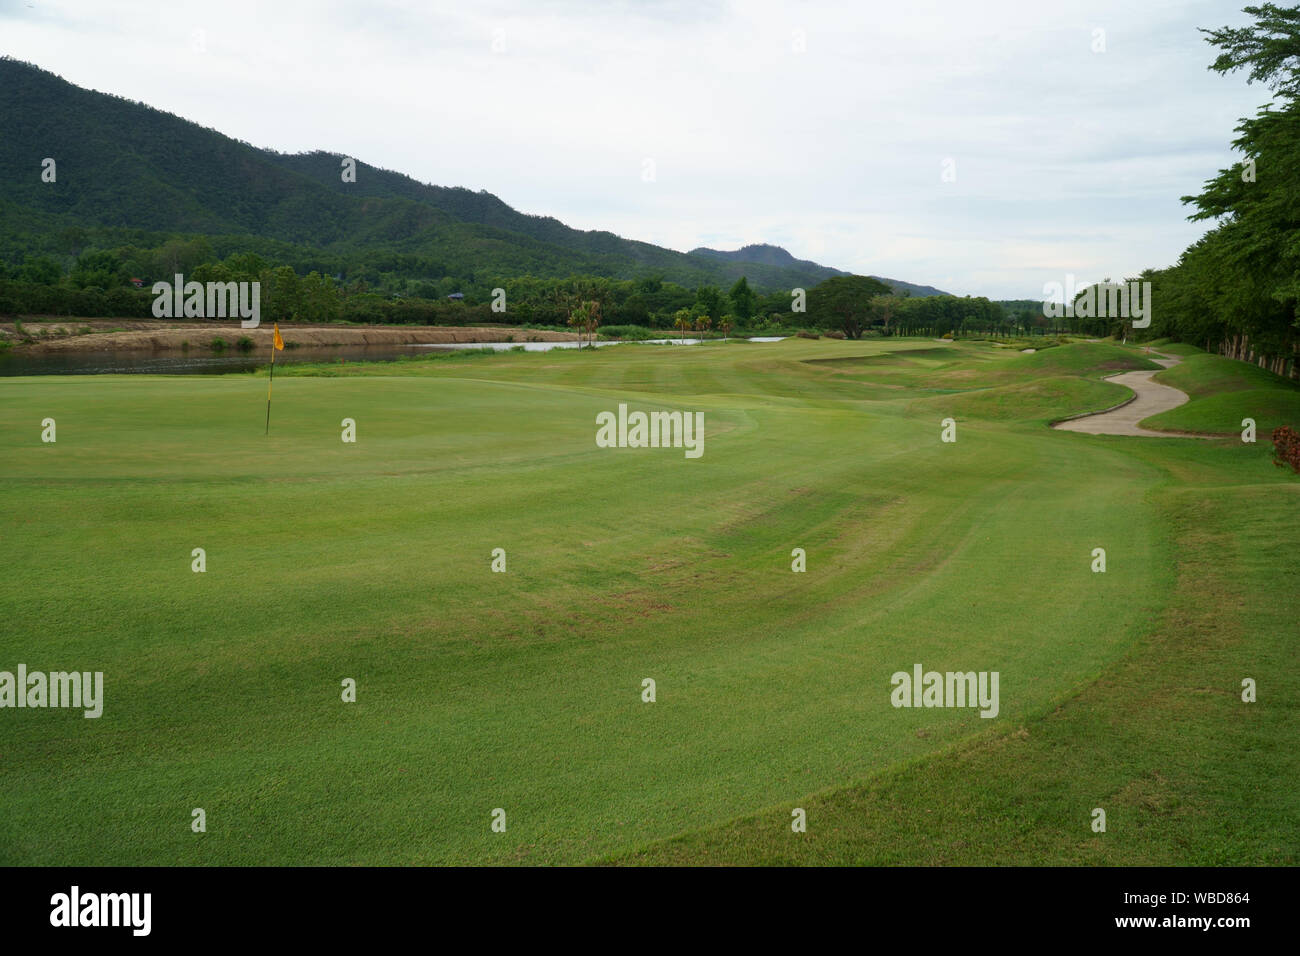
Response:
[690, 244, 846, 281]
[691, 244, 949, 298]
[0, 57, 946, 295]
[870, 276, 952, 299]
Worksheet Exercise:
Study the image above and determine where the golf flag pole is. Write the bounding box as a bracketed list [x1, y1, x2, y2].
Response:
[265, 323, 284, 435]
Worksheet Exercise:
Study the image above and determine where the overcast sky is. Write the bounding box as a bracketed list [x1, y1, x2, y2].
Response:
[0, 0, 1277, 298]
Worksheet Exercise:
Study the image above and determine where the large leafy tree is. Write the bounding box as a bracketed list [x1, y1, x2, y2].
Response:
[728, 276, 756, 322]
[1170, 3, 1300, 366]
[1201, 3, 1300, 96]
[806, 275, 893, 339]
[694, 285, 723, 321]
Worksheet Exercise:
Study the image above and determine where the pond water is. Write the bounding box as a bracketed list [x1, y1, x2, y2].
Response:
[0, 344, 432, 376]
[416, 337, 746, 351]
[0, 337, 787, 376]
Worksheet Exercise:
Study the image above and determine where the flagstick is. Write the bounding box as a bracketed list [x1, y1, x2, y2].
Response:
[265, 345, 276, 435]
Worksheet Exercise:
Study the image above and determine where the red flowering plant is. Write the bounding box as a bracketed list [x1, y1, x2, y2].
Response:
[1272, 425, 1300, 474]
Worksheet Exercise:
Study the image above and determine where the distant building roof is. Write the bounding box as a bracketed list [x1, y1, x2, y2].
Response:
[447, 293, 464, 300]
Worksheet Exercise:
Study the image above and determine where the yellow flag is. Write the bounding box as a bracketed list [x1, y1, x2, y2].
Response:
[273, 323, 284, 351]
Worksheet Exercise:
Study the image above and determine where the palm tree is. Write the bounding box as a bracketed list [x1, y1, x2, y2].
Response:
[584, 299, 602, 348]
[719, 317, 733, 342]
[673, 310, 692, 344]
[568, 303, 588, 347]
[696, 315, 712, 343]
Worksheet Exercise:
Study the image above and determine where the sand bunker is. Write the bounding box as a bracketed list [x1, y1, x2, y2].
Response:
[1053, 350, 1210, 437]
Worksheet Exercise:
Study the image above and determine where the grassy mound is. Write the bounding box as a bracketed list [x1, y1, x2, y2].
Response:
[907, 375, 1131, 423]
[1001, 341, 1161, 379]
[1143, 354, 1300, 435]
[1143, 340, 1203, 357]
[1153, 352, 1295, 398]
[1145, 389, 1300, 436]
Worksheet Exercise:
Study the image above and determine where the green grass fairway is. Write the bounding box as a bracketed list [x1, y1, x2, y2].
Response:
[1, 337, 1295, 865]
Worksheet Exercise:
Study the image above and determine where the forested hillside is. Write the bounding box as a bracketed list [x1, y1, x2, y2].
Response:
[0, 56, 945, 321]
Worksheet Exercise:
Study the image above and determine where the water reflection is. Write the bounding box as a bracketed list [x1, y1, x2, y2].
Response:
[0, 337, 787, 376]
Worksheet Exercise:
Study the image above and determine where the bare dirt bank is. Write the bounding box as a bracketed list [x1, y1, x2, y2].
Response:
[2, 320, 578, 353]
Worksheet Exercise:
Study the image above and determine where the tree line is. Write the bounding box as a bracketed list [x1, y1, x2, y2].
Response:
[1132, 4, 1300, 378]
[0, 240, 803, 329]
[0, 238, 1042, 342]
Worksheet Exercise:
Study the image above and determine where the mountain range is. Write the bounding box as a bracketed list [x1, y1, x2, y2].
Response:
[0, 58, 948, 296]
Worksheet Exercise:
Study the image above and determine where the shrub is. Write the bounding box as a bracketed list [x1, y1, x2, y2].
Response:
[599, 324, 658, 341]
[1272, 425, 1300, 474]
[746, 318, 788, 336]
[237, 336, 255, 351]
[210, 338, 227, 351]
[796, 330, 821, 339]
[824, 330, 846, 339]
